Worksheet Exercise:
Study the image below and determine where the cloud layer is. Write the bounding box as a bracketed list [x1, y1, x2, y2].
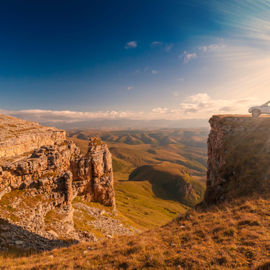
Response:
[181, 42, 225, 63]
[125, 41, 138, 49]
[0, 93, 259, 124]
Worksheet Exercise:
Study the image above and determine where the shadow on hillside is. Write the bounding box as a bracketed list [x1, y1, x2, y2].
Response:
[0, 218, 78, 257]
[128, 166, 202, 207]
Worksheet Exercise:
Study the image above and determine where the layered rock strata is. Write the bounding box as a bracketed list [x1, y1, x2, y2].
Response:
[0, 115, 119, 249]
[0, 114, 65, 159]
[0, 138, 115, 207]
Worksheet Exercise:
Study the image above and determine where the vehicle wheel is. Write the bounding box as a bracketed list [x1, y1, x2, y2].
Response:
[252, 110, 260, 118]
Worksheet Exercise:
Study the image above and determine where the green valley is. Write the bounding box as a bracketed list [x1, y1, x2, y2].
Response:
[68, 128, 208, 229]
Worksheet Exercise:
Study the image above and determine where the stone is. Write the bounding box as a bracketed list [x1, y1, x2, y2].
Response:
[72, 137, 115, 207]
[0, 114, 66, 159]
[48, 230, 59, 238]
[0, 114, 131, 251]
[63, 171, 73, 205]
[0, 137, 115, 207]
[203, 115, 270, 205]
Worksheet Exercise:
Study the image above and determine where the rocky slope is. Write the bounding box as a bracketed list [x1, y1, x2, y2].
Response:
[204, 115, 270, 205]
[0, 115, 134, 251]
[2, 190, 269, 269]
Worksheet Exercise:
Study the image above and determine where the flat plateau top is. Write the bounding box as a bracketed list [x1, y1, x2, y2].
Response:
[0, 114, 61, 143]
[212, 114, 270, 118]
[210, 114, 270, 129]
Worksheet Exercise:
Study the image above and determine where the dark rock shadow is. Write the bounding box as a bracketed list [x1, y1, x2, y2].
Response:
[256, 262, 270, 270]
[0, 218, 78, 257]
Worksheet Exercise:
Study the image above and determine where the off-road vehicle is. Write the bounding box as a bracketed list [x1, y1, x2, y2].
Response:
[249, 101, 270, 117]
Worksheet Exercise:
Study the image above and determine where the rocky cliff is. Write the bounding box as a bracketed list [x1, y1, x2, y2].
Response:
[0, 137, 115, 208]
[0, 115, 134, 251]
[0, 114, 66, 159]
[204, 115, 270, 205]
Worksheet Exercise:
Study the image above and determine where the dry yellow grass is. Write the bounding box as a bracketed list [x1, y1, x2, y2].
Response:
[0, 194, 269, 269]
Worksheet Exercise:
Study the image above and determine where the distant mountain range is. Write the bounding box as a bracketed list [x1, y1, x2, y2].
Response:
[2, 112, 209, 129]
[45, 119, 209, 130]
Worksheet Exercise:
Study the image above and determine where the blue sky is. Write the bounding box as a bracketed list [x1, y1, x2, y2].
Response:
[0, 0, 270, 122]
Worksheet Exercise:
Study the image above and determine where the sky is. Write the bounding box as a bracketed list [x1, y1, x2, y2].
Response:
[0, 0, 270, 124]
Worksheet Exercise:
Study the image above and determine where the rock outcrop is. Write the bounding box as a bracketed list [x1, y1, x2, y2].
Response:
[71, 137, 115, 207]
[0, 114, 65, 159]
[0, 115, 125, 250]
[204, 115, 270, 205]
[0, 135, 115, 207]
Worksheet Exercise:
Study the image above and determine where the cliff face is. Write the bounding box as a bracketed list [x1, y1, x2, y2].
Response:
[0, 115, 121, 249]
[0, 138, 115, 208]
[71, 137, 115, 207]
[204, 115, 270, 205]
[0, 114, 66, 159]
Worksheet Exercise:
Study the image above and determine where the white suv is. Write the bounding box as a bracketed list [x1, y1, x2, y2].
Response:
[249, 101, 270, 117]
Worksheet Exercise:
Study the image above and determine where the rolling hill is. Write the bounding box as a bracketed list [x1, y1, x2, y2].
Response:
[68, 128, 208, 228]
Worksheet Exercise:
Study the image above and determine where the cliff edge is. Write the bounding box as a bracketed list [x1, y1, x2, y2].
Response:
[204, 115, 270, 205]
[0, 114, 66, 159]
[0, 115, 135, 251]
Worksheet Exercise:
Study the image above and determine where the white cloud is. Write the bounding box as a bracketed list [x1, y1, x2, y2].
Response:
[150, 41, 174, 52]
[198, 43, 225, 53]
[125, 41, 138, 49]
[127, 86, 133, 91]
[0, 109, 145, 123]
[178, 93, 258, 118]
[182, 51, 197, 64]
[152, 70, 158, 75]
[165, 43, 174, 52]
[151, 41, 163, 47]
[151, 107, 169, 114]
[151, 93, 259, 120]
[0, 93, 260, 124]
[180, 41, 225, 64]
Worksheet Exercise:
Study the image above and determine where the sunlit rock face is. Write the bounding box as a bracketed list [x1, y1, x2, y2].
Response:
[204, 115, 270, 205]
[0, 115, 115, 208]
[71, 137, 115, 207]
[0, 114, 66, 159]
[0, 115, 120, 249]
